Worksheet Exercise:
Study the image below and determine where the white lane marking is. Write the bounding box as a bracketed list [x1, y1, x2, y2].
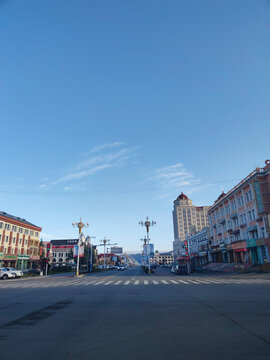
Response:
[187, 280, 201, 284]
[161, 280, 168, 284]
[104, 281, 114, 285]
[178, 280, 189, 284]
[124, 280, 131, 285]
[134, 280, 139, 285]
[153, 280, 158, 285]
[93, 281, 105, 285]
[144, 280, 149, 285]
[114, 281, 122, 285]
[170, 280, 178, 284]
[194, 279, 211, 284]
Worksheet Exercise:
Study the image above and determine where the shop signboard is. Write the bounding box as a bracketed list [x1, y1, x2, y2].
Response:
[18, 255, 29, 260]
[231, 241, 247, 250]
[30, 255, 40, 260]
[247, 239, 256, 248]
[3, 255, 17, 260]
[256, 238, 265, 246]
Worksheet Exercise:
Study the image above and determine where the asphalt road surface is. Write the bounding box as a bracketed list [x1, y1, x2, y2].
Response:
[1, 266, 270, 360]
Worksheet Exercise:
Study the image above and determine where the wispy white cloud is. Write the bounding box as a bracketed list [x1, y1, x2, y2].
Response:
[91, 142, 124, 153]
[148, 163, 208, 199]
[76, 149, 129, 170]
[52, 164, 113, 185]
[50, 143, 135, 186]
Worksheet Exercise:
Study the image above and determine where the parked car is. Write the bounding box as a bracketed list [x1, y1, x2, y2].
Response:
[0, 268, 14, 280]
[5, 267, 23, 278]
[117, 266, 125, 271]
[171, 266, 176, 273]
[4, 268, 17, 278]
[174, 265, 189, 275]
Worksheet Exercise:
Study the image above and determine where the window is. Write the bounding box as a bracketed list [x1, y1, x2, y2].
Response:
[35, 232, 39, 237]
[5, 223, 10, 230]
[30, 231, 34, 236]
[0, 222, 2, 228]
[19, 228, 23, 234]
[13, 237, 16, 244]
[25, 239, 28, 245]
[6, 236, 9, 242]
[12, 225, 17, 231]
[12, 248, 14, 254]
[24, 229, 29, 235]
[19, 238, 22, 244]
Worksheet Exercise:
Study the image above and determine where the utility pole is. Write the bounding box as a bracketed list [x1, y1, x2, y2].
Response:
[72, 218, 89, 276]
[139, 217, 156, 274]
[98, 237, 117, 268]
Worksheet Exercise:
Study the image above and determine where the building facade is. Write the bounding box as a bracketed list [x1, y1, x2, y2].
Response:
[154, 251, 174, 265]
[50, 239, 79, 265]
[0, 211, 42, 269]
[172, 193, 210, 258]
[208, 161, 270, 265]
[186, 227, 211, 268]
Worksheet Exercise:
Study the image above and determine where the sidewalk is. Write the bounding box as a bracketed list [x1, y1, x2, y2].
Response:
[202, 263, 239, 273]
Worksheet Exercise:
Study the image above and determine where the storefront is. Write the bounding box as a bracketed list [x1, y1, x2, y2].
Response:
[231, 241, 247, 263]
[28, 255, 40, 269]
[0, 252, 3, 266]
[17, 255, 29, 269]
[226, 244, 234, 263]
[3, 254, 18, 268]
[247, 238, 270, 265]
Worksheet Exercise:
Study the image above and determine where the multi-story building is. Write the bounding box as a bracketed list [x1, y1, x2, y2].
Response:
[50, 239, 79, 265]
[0, 211, 42, 269]
[208, 160, 270, 265]
[154, 251, 174, 265]
[186, 227, 211, 268]
[172, 193, 210, 258]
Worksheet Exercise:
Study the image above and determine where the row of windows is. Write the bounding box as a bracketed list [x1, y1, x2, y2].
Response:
[0, 222, 39, 237]
[211, 190, 254, 222]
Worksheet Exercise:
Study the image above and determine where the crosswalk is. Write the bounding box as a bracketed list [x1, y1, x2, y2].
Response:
[0, 277, 269, 289]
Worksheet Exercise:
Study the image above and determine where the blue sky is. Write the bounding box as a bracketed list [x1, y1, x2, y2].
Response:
[0, 0, 269, 251]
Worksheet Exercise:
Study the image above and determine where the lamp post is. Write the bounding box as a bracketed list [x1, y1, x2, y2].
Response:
[139, 217, 156, 274]
[72, 218, 89, 276]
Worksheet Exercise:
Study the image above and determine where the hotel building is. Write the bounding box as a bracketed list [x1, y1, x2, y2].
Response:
[0, 211, 42, 269]
[208, 160, 270, 265]
[172, 193, 210, 257]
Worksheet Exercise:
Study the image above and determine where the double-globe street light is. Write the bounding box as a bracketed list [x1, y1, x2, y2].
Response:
[139, 217, 156, 274]
[72, 218, 89, 276]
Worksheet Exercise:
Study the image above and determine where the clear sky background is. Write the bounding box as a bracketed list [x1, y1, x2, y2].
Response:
[0, 0, 269, 252]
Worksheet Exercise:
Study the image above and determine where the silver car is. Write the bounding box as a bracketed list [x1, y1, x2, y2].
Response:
[0, 268, 14, 280]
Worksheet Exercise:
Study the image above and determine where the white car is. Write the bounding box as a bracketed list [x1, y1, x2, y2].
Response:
[5, 267, 23, 278]
[0, 268, 14, 280]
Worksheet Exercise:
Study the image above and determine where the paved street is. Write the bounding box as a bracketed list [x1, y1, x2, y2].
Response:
[1, 267, 270, 360]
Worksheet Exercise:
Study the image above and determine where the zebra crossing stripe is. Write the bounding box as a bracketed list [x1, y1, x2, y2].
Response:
[178, 280, 189, 284]
[161, 280, 168, 284]
[124, 280, 130, 285]
[144, 280, 149, 285]
[153, 280, 158, 285]
[93, 281, 105, 285]
[134, 280, 139, 285]
[170, 280, 178, 284]
[104, 281, 114, 285]
[114, 281, 122, 285]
